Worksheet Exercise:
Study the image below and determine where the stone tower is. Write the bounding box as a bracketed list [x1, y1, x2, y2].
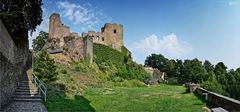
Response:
[49, 13, 70, 47]
[102, 23, 123, 51]
[84, 23, 123, 51]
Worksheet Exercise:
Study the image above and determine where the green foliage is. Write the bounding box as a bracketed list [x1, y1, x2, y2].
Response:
[75, 66, 80, 72]
[33, 50, 58, 83]
[201, 71, 225, 94]
[120, 79, 147, 87]
[32, 31, 48, 52]
[181, 58, 208, 83]
[0, 0, 42, 45]
[61, 69, 67, 74]
[93, 43, 149, 81]
[144, 53, 240, 100]
[144, 54, 168, 71]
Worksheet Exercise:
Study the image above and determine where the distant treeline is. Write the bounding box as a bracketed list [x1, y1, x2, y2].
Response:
[144, 54, 240, 100]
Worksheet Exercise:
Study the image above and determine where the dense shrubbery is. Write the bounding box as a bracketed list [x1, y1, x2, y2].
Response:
[93, 43, 149, 81]
[145, 53, 240, 100]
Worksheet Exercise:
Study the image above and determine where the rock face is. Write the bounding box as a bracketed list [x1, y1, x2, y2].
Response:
[144, 67, 166, 84]
[0, 18, 30, 110]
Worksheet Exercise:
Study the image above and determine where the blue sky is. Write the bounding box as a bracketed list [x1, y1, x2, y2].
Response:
[30, 0, 240, 69]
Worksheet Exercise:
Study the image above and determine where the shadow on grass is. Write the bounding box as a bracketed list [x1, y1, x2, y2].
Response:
[44, 82, 95, 112]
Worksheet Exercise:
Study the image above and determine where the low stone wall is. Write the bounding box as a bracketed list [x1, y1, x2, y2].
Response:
[196, 87, 240, 111]
[0, 18, 29, 110]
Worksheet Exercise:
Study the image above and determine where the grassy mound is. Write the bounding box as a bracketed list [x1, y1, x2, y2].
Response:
[93, 43, 150, 81]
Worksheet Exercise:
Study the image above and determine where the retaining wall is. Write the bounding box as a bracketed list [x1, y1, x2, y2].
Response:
[196, 87, 240, 111]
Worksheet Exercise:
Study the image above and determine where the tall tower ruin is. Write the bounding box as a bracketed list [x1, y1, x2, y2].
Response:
[101, 23, 123, 51]
[49, 13, 70, 47]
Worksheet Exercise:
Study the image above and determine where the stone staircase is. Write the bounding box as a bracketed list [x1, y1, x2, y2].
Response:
[14, 81, 42, 102]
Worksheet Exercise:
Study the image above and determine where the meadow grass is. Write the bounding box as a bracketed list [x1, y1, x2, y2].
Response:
[45, 84, 207, 112]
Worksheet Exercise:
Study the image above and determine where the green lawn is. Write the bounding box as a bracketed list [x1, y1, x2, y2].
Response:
[45, 84, 207, 112]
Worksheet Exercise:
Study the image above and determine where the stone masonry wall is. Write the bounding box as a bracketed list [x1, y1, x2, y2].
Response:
[196, 87, 240, 111]
[84, 23, 123, 51]
[0, 19, 29, 110]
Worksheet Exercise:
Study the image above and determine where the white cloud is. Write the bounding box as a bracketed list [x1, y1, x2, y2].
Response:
[57, 1, 98, 27]
[29, 1, 111, 49]
[133, 34, 192, 55]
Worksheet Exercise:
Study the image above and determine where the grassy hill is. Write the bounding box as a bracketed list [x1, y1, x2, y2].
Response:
[42, 44, 208, 111]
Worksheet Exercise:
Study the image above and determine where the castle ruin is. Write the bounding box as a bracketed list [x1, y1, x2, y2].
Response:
[45, 13, 124, 62]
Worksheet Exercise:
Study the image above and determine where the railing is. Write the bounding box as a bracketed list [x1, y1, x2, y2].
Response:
[32, 55, 47, 101]
[32, 73, 47, 101]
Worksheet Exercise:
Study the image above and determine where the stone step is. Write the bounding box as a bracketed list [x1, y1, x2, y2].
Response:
[19, 82, 35, 85]
[14, 98, 42, 102]
[14, 94, 42, 99]
[18, 85, 37, 88]
[20, 81, 32, 83]
[14, 91, 39, 95]
[16, 87, 38, 90]
[18, 82, 34, 85]
[15, 89, 39, 92]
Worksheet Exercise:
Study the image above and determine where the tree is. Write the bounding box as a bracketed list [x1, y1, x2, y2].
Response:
[175, 59, 183, 83]
[0, 0, 42, 47]
[203, 60, 214, 72]
[214, 62, 227, 89]
[32, 31, 48, 52]
[201, 71, 225, 94]
[144, 54, 168, 72]
[33, 50, 58, 83]
[181, 58, 208, 84]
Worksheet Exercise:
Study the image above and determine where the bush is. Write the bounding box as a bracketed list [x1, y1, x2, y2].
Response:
[166, 77, 178, 84]
[121, 80, 147, 87]
[61, 69, 67, 74]
[112, 77, 124, 82]
[75, 66, 80, 72]
[33, 50, 58, 83]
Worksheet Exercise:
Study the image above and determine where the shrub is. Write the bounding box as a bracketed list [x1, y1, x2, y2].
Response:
[61, 69, 67, 74]
[75, 66, 80, 72]
[121, 79, 147, 87]
[33, 50, 58, 83]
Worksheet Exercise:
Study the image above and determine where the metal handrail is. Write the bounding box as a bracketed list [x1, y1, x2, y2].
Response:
[32, 55, 47, 101]
[32, 73, 47, 101]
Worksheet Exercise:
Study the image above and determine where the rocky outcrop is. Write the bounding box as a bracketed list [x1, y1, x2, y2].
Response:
[144, 67, 166, 84]
[0, 18, 30, 110]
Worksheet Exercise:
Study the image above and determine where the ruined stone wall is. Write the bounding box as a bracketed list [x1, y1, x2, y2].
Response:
[64, 36, 93, 63]
[85, 23, 123, 51]
[65, 38, 85, 61]
[70, 32, 79, 38]
[88, 31, 106, 45]
[83, 36, 93, 64]
[48, 13, 70, 48]
[0, 19, 29, 110]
